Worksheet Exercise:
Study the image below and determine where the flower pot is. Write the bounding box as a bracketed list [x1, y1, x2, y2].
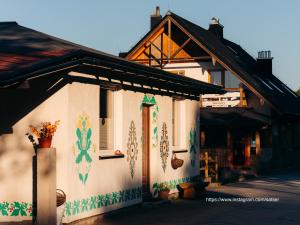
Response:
[158, 190, 170, 200]
[38, 136, 52, 148]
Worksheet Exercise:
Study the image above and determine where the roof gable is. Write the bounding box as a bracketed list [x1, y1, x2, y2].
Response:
[124, 11, 300, 116]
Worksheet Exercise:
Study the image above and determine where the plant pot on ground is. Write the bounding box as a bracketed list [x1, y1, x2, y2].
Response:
[156, 183, 170, 200]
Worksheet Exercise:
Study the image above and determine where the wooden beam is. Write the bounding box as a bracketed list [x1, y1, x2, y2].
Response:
[128, 26, 165, 60]
[168, 17, 171, 63]
[149, 40, 168, 58]
[169, 38, 191, 60]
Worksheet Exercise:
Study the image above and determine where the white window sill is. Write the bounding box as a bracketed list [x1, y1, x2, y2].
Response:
[99, 149, 125, 160]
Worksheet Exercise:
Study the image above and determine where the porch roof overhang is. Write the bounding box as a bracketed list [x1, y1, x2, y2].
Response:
[0, 51, 224, 100]
[200, 107, 271, 127]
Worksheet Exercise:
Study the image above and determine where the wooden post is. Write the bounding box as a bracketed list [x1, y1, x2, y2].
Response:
[245, 135, 251, 166]
[37, 148, 56, 225]
[256, 130, 261, 155]
[204, 152, 208, 178]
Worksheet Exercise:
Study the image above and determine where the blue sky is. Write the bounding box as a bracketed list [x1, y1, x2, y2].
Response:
[1, 0, 299, 90]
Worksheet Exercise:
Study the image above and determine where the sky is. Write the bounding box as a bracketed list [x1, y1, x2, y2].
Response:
[0, 0, 299, 90]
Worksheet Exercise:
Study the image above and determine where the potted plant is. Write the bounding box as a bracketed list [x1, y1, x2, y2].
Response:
[158, 183, 170, 200]
[28, 120, 60, 148]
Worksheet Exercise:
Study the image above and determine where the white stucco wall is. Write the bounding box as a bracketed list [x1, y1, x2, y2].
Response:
[0, 80, 200, 224]
[164, 62, 222, 82]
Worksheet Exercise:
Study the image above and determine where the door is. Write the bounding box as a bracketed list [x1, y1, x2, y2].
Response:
[232, 129, 246, 165]
[142, 105, 150, 199]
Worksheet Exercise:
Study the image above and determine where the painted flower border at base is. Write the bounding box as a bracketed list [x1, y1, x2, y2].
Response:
[0, 201, 32, 217]
[64, 186, 142, 217]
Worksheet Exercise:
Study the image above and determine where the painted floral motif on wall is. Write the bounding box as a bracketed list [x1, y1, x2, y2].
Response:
[0, 202, 32, 217]
[160, 122, 169, 172]
[127, 121, 138, 178]
[74, 113, 95, 184]
[189, 128, 197, 167]
[140, 94, 159, 148]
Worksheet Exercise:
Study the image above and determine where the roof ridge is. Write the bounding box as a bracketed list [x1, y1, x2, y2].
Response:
[0, 21, 18, 26]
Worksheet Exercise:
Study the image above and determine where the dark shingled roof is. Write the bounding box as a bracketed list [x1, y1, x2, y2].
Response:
[124, 12, 300, 116]
[0, 21, 224, 98]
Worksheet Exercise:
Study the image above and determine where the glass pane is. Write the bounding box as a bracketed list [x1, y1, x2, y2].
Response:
[211, 71, 222, 86]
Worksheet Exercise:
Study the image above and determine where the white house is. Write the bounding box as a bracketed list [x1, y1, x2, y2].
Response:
[0, 21, 222, 224]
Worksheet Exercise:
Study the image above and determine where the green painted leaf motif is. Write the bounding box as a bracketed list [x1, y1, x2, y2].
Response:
[65, 202, 72, 216]
[81, 199, 88, 212]
[111, 192, 118, 204]
[1, 209, 8, 216]
[20, 208, 27, 216]
[149, 96, 157, 104]
[79, 173, 83, 182]
[76, 128, 81, 141]
[119, 191, 125, 203]
[11, 202, 23, 216]
[153, 127, 157, 134]
[84, 174, 89, 183]
[142, 95, 149, 104]
[105, 194, 111, 206]
[0, 202, 8, 216]
[75, 150, 83, 164]
[11, 209, 20, 216]
[73, 200, 80, 215]
[86, 139, 92, 152]
[152, 111, 156, 118]
[97, 195, 105, 208]
[87, 128, 92, 140]
[84, 151, 92, 163]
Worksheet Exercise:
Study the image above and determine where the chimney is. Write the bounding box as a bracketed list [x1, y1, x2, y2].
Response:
[208, 17, 224, 39]
[150, 6, 162, 29]
[257, 51, 273, 75]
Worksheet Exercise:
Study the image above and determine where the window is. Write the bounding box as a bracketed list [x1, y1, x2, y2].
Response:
[209, 70, 241, 89]
[172, 99, 180, 146]
[210, 71, 222, 86]
[99, 88, 114, 150]
[225, 71, 240, 88]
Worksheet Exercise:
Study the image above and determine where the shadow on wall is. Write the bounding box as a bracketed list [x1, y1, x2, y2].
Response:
[0, 73, 67, 134]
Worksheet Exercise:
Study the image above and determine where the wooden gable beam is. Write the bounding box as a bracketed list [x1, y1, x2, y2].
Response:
[149, 40, 168, 58]
[169, 37, 191, 60]
[127, 23, 167, 60]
